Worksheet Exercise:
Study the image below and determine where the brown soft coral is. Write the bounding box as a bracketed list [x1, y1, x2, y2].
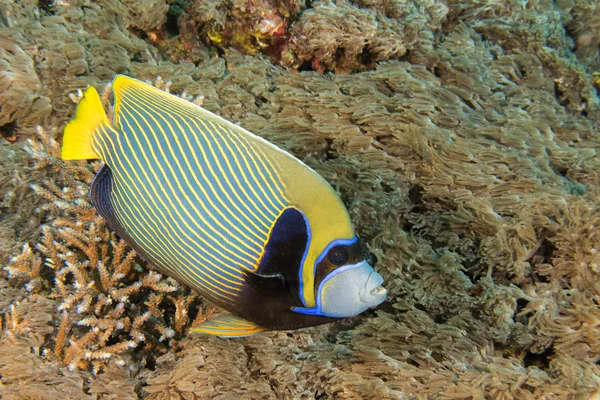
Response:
[444, 0, 599, 117]
[284, 0, 447, 73]
[98, 0, 170, 32]
[0, 137, 49, 263]
[188, 0, 447, 73]
[143, 338, 276, 399]
[0, 0, 161, 140]
[284, 0, 409, 73]
[541, 196, 600, 290]
[558, 0, 600, 75]
[0, 37, 52, 138]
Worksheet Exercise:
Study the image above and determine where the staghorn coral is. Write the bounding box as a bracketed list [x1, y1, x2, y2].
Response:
[0, 295, 140, 399]
[4, 127, 204, 373]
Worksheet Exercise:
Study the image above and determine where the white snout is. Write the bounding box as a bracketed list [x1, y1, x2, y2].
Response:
[319, 261, 387, 318]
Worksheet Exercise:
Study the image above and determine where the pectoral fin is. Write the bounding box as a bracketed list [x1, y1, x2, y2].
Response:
[190, 313, 267, 338]
[243, 271, 287, 294]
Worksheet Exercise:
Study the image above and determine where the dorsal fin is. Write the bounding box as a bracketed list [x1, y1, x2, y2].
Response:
[111, 75, 212, 130]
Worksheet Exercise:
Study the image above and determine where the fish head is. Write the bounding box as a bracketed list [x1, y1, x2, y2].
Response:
[311, 238, 387, 318]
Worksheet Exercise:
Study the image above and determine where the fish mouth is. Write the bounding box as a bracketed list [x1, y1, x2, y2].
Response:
[359, 269, 387, 306]
[370, 285, 388, 296]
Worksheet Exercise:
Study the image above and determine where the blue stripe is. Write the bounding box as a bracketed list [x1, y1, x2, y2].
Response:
[124, 89, 283, 240]
[292, 262, 363, 318]
[215, 122, 286, 214]
[296, 211, 312, 307]
[298, 236, 359, 307]
[128, 106, 263, 263]
[93, 124, 243, 303]
[125, 86, 287, 214]
[116, 105, 257, 269]
[204, 119, 281, 219]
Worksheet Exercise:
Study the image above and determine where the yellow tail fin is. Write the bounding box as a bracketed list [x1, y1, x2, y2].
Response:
[61, 86, 108, 160]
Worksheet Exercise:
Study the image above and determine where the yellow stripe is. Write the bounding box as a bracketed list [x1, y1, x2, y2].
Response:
[100, 125, 245, 285]
[120, 84, 289, 206]
[94, 131, 241, 303]
[100, 150, 242, 304]
[207, 119, 284, 213]
[166, 109, 271, 236]
[125, 95, 263, 260]
[222, 124, 288, 209]
[96, 127, 244, 295]
[189, 314, 266, 337]
[124, 88, 272, 235]
[95, 126, 246, 296]
[127, 93, 268, 246]
[233, 131, 290, 202]
[127, 87, 287, 228]
[117, 105, 259, 272]
[186, 116, 273, 230]
[202, 119, 278, 220]
[191, 328, 264, 337]
[109, 116, 250, 284]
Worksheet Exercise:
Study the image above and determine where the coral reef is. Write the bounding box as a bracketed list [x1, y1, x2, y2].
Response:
[0, 37, 52, 140]
[0, 0, 161, 139]
[4, 128, 204, 374]
[188, 0, 302, 57]
[0, 139, 43, 263]
[558, 0, 600, 75]
[441, 0, 599, 117]
[282, 0, 447, 73]
[186, 0, 447, 73]
[1, 0, 600, 398]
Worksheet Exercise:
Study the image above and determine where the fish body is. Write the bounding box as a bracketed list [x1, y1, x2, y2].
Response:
[62, 76, 387, 337]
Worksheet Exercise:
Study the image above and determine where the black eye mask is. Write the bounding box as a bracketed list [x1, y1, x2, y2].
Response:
[314, 239, 365, 295]
[327, 245, 349, 266]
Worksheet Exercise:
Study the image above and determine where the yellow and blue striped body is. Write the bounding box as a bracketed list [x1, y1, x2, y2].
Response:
[62, 76, 387, 336]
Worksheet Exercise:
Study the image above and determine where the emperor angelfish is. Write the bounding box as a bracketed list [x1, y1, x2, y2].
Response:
[61, 75, 387, 337]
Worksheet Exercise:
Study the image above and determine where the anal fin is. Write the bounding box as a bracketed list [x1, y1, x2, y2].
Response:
[190, 313, 266, 338]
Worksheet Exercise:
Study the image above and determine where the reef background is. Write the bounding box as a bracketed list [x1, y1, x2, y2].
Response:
[1, 0, 600, 398]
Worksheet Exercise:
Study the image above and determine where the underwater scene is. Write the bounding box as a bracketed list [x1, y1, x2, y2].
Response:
[1, 0, 600, 398]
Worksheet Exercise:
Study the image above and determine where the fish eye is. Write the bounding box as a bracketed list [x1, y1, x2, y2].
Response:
[327, 246, 349, 266]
